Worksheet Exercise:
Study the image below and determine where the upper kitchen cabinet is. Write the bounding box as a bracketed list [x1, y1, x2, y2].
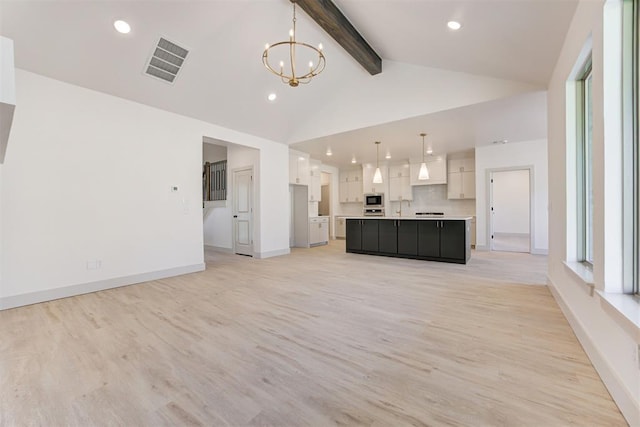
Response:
[309, 159, 322, 202]
[410, 155, 447, 186]
[388, 163, 413, 201]
[289, 150, 310, 186]
[362, 164, 388, 194]
[339, 169, 363, 203]
[447, 155, 475, 199]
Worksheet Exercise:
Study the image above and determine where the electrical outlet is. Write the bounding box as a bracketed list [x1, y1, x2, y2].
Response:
[86, 260, 102, 270]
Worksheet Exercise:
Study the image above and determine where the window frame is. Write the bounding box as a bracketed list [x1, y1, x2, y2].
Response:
[623, 0, 640, 294]
[577, 60, 594, 268]
[633, 0, 639, 294]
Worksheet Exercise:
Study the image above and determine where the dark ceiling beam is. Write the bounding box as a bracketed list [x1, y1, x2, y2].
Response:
[293, 0, 382, 75]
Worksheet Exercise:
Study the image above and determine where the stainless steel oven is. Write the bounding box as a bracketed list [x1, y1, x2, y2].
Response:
[363, 208, 385, 216]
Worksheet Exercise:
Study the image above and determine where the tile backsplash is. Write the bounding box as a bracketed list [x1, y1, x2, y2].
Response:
[389, 184, 475, 216]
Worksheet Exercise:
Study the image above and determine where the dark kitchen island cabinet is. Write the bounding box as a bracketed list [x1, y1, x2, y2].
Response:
[346, 219, 379, 252]
[346, 217, 471, 264]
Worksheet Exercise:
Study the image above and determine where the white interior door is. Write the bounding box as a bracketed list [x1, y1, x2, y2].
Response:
[490, 169, 531, 253]
[233, 168, 253, 256]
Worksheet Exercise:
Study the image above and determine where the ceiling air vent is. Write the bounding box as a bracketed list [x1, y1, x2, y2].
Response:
[144, 37, 189, 84]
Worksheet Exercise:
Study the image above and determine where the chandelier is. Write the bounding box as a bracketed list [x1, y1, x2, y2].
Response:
[262, 1, 326, 87]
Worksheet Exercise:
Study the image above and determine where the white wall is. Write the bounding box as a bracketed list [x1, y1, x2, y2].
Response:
[0, 70, 290, 309]
[202, 142, 229, 249]
[288, 59, 540, 143]
[491, 169, 531, 234]
[547, 0, 639, 424]
[475, 139, 548, 254]
[203, 143, 226, 163]
[256, 142, 290, 258]
[0, 36, 16, 163]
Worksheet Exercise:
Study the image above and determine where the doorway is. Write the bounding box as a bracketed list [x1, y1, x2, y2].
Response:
[290, 184, 309, 248]
[319, 172, 331, 236]
[490, 168, 531, 253]
[233, 167, 253, 256]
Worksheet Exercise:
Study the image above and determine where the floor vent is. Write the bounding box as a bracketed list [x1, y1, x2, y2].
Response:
[144, 37, 189, 84]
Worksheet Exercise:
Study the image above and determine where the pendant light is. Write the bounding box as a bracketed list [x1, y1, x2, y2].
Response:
[373, 141, 383, 184]
[418, 133, 430, 180]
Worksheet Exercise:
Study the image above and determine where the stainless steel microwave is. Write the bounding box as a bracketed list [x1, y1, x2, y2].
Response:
[364, 193, 383, 207]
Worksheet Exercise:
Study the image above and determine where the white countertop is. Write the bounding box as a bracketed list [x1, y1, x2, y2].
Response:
[345, 216, 472, 221]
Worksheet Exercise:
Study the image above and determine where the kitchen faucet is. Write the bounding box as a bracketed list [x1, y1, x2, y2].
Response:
[396, 198, 407, 217]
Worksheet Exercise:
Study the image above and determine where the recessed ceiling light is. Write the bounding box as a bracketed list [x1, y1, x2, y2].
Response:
[447, 21, 461, 30]
[326, 148, 332, 156]
[385, 152, 391, 159]
[267, 93, 277, 101]
[426, 148, 433, 155]
[113, 20, 131, 34]
[351, 157, 357, 164]
[492, 139, 508, 144]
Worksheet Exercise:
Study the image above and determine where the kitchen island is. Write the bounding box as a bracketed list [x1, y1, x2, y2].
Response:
[346, 217, 472, 264]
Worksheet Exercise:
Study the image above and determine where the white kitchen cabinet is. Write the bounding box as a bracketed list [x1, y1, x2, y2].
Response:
[339, 169, 363, 203]
[289, 150, 310, 186]
[388, 163, 413, 201]
[362, 164, 388, 195]
[309, 159, 322, 202]
[448, 158, 475, 173]
[410, 155, 447, 185]
[309, 217, 329, 246]
[447, 156, 475, 199]
[335, 216, 346, 239]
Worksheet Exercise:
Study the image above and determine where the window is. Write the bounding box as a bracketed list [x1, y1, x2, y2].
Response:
[623, 0, 639, 294]
[577, 61, 594, 266]
[634, 0, 639, 293]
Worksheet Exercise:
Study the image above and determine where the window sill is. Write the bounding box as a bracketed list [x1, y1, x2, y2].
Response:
[596, 291, 640, 339]
[563, 261, 595, 295]
[563, 261, 639, 338]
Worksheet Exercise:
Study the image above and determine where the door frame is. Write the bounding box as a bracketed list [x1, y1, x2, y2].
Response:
[320, 171, 332, 238]
[232, 166, 254, 256]
[486, 166, 535, 253]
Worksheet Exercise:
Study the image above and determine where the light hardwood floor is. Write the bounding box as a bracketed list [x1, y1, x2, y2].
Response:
[0, 241, 626, 426]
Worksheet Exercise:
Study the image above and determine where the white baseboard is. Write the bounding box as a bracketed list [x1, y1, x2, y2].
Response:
[473, 244, 547, 255]
[0, 263, 206, 311]
[255, 248, 290, 259]
[547, 277, 640, 427]
[531, 248, 549, 255]
[204, 245, 233, 253]
[493, 232, 530, 238]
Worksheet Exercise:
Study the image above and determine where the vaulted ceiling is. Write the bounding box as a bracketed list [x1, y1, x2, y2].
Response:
[0, 0, 577, 164]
